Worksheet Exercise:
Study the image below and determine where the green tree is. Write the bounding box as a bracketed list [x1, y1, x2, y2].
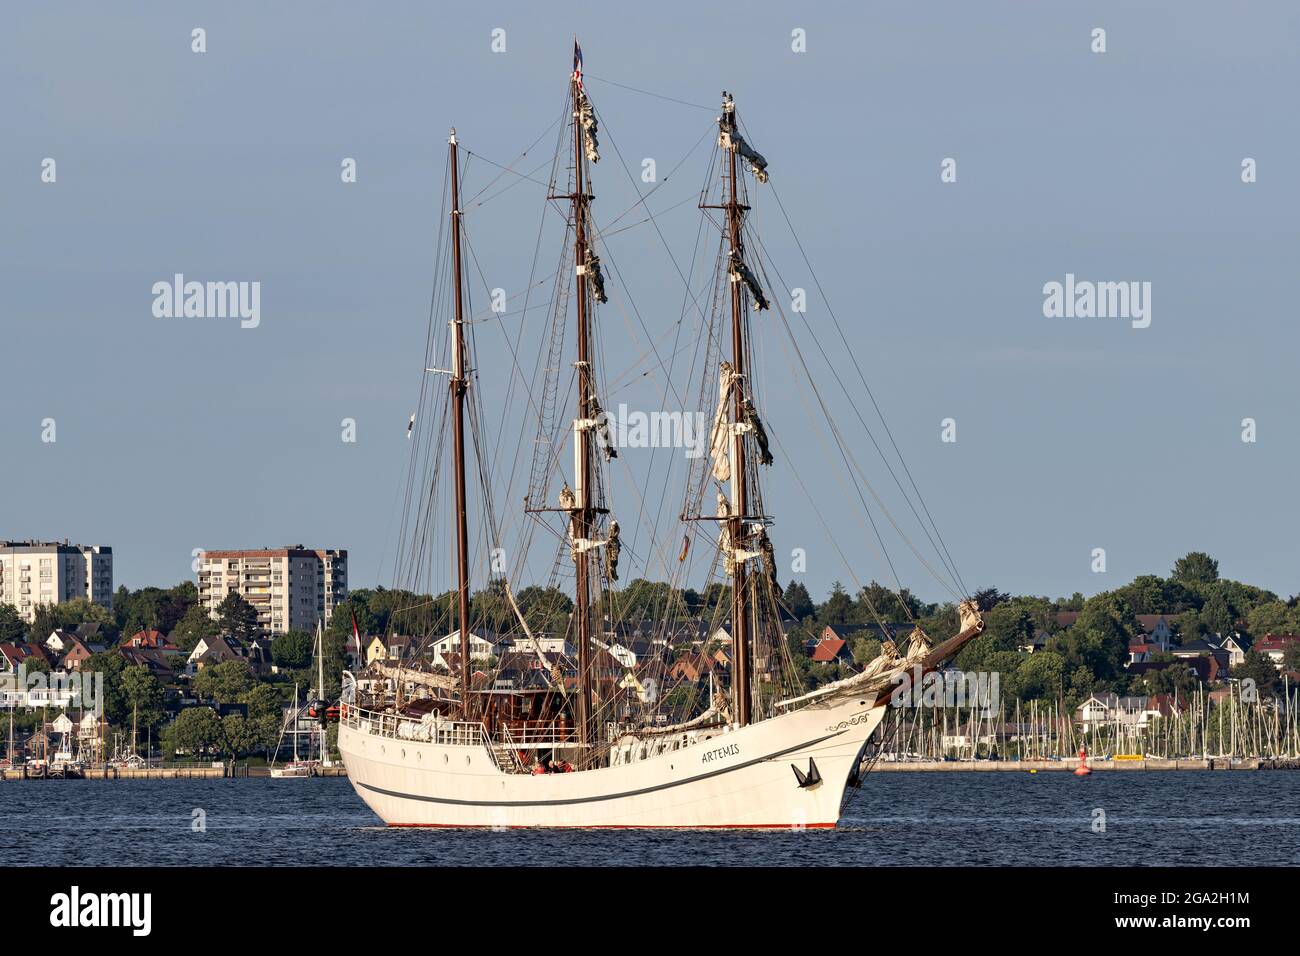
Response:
[818, 582, 854, 626]
[170, 603, 219, 651]
[850, 637, 881, 665]
[29, 598, 118, 644]
[192, 659, 251, 704]
[1008, 651, 1065, 701]
[782, 581, 814, 620]
[161, 707, 223, 760]
[216, 592, 260, 641]
[1231, 650, 1279, 696]
[1245, 601, 1300, 639]
[272, 630, 314, 669]
[1048, 592, 1136, 683]
[1172, 551, 1219, 588]
[114, 581, 197, 638]
[80, 651, 128, 724]
[0, 603, 25, 642]
[120, 664, 166, 734]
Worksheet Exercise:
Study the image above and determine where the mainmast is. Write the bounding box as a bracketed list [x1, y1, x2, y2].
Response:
[722, 95, 753, 727]
[569, 53, 596, 759]
[448, 129, 473, 717]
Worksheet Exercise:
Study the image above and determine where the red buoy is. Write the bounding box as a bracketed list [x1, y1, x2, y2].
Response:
[1074, 746, 1091, 776]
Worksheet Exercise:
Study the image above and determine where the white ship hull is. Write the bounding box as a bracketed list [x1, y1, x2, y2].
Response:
[339, 692, 886, 829]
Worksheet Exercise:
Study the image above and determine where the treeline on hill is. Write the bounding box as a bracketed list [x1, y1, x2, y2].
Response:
[0, 583, 346, 759]
[3, 551, 1298, 734]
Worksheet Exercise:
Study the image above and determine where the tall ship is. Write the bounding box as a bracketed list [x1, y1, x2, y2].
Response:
[338, 43, 983, 828]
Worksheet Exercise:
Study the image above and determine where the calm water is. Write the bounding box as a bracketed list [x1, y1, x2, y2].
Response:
[3, 772, 1296, 866]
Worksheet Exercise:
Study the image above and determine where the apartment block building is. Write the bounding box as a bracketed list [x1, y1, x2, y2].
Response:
[196, 546, 347, 636]
[0, 540, 114, 623]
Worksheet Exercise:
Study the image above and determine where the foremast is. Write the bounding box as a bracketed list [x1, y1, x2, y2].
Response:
[710, 92, 773, 727]
[448, 129, 473, 717]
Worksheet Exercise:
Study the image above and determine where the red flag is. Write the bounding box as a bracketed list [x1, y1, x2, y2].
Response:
[573, 40, 583, 90]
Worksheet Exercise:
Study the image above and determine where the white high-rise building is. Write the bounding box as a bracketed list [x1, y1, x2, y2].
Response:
[196, 546, 347, 636]
[0, 540, 114, 623]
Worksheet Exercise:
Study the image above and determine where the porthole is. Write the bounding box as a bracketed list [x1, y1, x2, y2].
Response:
[443, 754, 449, 764]
[465, 755, 472, 766]
[401, 749, 407, 759]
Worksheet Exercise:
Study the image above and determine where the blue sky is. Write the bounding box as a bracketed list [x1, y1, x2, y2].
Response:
[3, 1, 1298, 604]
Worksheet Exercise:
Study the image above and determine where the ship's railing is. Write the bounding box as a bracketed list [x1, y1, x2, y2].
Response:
[344, 705, 487, 748]
[500, 720, 577, 747]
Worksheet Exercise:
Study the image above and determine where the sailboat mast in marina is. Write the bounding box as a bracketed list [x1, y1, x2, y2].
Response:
[336, 42, 985, 828]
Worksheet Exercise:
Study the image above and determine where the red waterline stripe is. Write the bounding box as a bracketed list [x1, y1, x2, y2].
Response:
[386, 821, 837, 830]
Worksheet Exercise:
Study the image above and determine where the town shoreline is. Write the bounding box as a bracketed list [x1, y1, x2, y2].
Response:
[0, 765, 350, 781]
[869, 757, 1300, 771]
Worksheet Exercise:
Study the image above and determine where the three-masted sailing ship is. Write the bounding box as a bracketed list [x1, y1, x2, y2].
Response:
[338, 43, 984, 828]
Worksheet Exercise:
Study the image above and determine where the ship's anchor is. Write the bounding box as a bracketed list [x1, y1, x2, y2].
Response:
[791, 758, 822, 789]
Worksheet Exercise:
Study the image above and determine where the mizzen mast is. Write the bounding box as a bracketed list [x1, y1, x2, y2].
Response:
[448, 128, 473, 717]
[723, 96, 752, 726]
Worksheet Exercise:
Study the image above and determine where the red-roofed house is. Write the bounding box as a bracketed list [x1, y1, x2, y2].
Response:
[1128, 642, 1158, 665]
[1255, 634, 1300, 670]
[0, 642, 50, 673]
[811, 637, 854, 664]
[126, 629, 179, 651]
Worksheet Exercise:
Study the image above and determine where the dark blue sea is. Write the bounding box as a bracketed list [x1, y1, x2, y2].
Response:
[3, 772, 1296, 866]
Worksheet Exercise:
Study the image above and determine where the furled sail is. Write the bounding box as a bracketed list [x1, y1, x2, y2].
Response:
[757, 528, 781, 596]
[736, 134, 769, 183]
[589, 391, 617, 459]
[586, 252, 608, 304]
[718, 124, 768, 183]
[605, 519, 621, 581]
[742, 397, 774, 465]
[717, 493, 734, 574]
[577, 90, 600, 163]
[728, 253, 769, 312]
[708, 361, 737, 482]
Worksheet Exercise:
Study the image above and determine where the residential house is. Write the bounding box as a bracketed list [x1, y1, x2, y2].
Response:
[187, 635, 264, 673]
[1254, 634, 1300, 670]
[1214, 633, 1249, 668]
[810, 637, 855, 665]
[1076, 693, 1161, 732]
[1136, 614, 1180, 652]
[1128, 656, 1219, 685]
[1171, 640, 1231, 681]
[1019, 631, 1050, 654]
[125, 629, 180, 652]
[428, 630, 514, 664]
[46, 631, 102, 672]
[667, 652, 725, 683]
[0, 642, 49, 673]
[119, 646, 177, 681]
[1077, 693, 1116, 733]
[1128, 641, 1158, 665]
[365, 634, 421, 665]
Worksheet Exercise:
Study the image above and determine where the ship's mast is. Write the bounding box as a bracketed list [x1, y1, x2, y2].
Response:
[722, 95, 753, 727]
[570, 66, 596, 758]
[448, 129, 473, 718]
